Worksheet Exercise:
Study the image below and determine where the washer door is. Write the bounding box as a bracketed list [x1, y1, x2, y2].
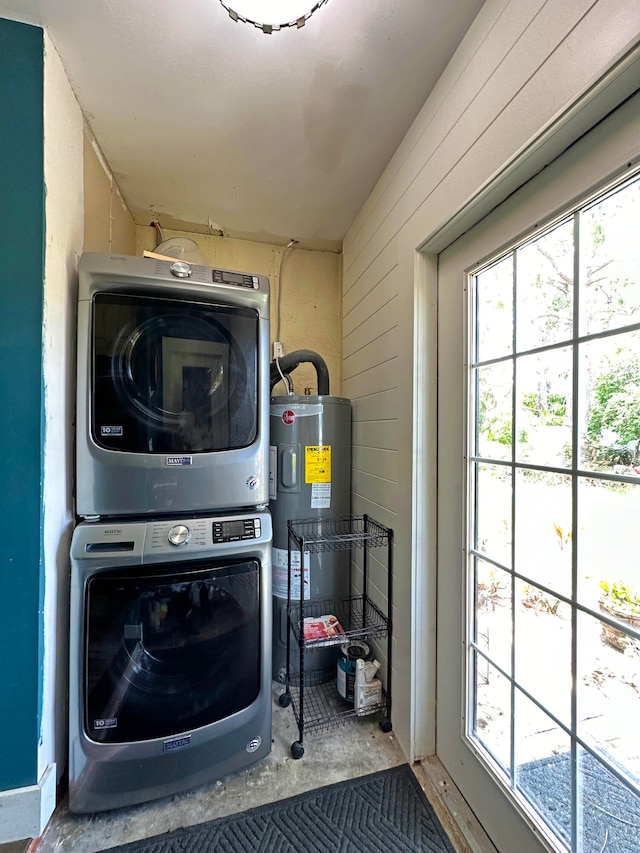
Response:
[92, 293, 258, 454]
[84, 558, 261, 743]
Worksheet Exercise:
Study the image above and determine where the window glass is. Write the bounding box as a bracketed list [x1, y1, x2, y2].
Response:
[468, 172, 640, 851]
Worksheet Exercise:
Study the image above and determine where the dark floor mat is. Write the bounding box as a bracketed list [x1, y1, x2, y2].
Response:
[106, 764, 455, 853]
[518, 751, 640, 852]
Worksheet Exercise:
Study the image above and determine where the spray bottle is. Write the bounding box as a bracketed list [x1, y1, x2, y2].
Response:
[354, 658, 382, 716]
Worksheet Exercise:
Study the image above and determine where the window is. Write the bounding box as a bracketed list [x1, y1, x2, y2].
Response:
[468, 172, 640, 851]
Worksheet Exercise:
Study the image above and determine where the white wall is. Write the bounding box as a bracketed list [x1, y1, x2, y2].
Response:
[41, 30, 83, 793]
[342, 0, 640, 761]
[83, 122, 137, 255]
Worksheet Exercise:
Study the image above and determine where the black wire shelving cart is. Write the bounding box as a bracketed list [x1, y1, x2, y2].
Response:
[278, 514, 393, 759]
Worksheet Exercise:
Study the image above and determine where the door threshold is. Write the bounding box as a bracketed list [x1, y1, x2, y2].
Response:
[412, 756, 499, 853]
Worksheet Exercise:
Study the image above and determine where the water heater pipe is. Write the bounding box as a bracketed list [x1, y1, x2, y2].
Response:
[269, 349, 330, 395]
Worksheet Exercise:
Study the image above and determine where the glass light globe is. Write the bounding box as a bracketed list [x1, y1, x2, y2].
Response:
[221, 0, 329, 29]
[232, 2, 314, 21]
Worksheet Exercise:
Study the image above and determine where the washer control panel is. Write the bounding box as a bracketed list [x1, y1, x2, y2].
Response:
[212, 517, 262, 543]
[72, 512, 270, 562]
[149, 517, 208, 552]
[147, 514, 264, 553]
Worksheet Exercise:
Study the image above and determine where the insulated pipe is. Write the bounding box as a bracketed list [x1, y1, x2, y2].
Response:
[269, 349, 330, 395]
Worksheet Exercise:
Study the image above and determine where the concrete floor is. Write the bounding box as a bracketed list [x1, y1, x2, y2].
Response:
[33, 684, 406, 853]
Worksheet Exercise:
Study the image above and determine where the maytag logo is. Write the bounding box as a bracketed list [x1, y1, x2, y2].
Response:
[246, 736, 262, 753]
[164, 734, 191, 752]
[166, 456, 193, 466]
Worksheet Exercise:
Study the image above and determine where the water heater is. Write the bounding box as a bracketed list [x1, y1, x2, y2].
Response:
[269, 394, 351, 682]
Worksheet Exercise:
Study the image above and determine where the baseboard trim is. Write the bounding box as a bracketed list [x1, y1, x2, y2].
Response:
[0, 765, 56, 846]
[412, 756, 499, 853]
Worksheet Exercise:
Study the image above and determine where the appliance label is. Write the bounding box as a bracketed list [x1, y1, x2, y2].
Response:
[163, 734, 192, 752]
[305, 445, 331, 483]
[311, 482, 331, 508]
[100, 425, 123, 436]
[166, 456, 193, 466]
[272, 547, 310, 600]
[94, 717, 118, 729]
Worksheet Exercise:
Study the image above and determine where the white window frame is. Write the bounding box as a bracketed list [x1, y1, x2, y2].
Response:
[432, 89, 640, 853]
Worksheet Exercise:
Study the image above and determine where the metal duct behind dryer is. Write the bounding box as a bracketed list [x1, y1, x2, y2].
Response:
[269, 351, 351, 683]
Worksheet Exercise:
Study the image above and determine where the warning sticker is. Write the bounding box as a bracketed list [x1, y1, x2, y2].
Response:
[305, 445, 331, 483]
[311, 482, 331, 508]
[272, 547, 310, 600]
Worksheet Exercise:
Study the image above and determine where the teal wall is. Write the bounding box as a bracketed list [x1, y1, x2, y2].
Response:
[0, 17, 45, 790]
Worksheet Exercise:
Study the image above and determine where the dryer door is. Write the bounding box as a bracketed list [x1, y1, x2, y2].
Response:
[92, 293, 258, 454]
[84, 558, 261, 743]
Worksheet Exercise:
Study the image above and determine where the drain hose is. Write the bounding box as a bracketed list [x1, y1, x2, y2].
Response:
[269, 349, 330, 395]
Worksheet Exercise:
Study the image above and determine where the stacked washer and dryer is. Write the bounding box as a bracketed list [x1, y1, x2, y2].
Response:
[68, 253, 273, 813]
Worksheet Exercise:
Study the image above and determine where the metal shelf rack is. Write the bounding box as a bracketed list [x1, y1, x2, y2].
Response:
[278, 514, 393, 759]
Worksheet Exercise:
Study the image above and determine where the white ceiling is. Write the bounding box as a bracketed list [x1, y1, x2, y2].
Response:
[1, 0, 484, 250]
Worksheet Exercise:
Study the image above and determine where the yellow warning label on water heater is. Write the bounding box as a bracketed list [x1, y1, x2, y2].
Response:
[305, 445, 332, 483]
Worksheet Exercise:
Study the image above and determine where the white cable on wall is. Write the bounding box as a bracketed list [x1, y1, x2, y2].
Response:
[275, 239, 298, 344]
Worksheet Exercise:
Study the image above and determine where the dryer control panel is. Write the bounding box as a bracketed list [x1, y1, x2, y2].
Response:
[212, 268, 260, 289]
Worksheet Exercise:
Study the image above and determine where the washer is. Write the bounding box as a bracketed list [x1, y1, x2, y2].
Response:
[75, 252, 270, 519]
[68, 510, 272, 813]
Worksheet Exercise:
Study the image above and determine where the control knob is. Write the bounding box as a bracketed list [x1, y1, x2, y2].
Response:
[170, 261, 192, 278]
[168, 524, 191, 546]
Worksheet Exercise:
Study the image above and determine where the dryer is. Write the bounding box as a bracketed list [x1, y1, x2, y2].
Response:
[68, 509, 272, 813]
[75, 252, 270, 519]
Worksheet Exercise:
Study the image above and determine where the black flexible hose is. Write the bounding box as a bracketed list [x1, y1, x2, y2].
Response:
[270, 349, 330, 395]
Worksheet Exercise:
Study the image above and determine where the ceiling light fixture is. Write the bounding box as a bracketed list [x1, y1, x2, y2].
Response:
[219, 0, 330, 33]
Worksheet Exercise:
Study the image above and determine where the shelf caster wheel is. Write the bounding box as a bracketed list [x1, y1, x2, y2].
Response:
[291, 741, 305, 759]
[379, 719, 392, 733]
[278, 692, 291, 708]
